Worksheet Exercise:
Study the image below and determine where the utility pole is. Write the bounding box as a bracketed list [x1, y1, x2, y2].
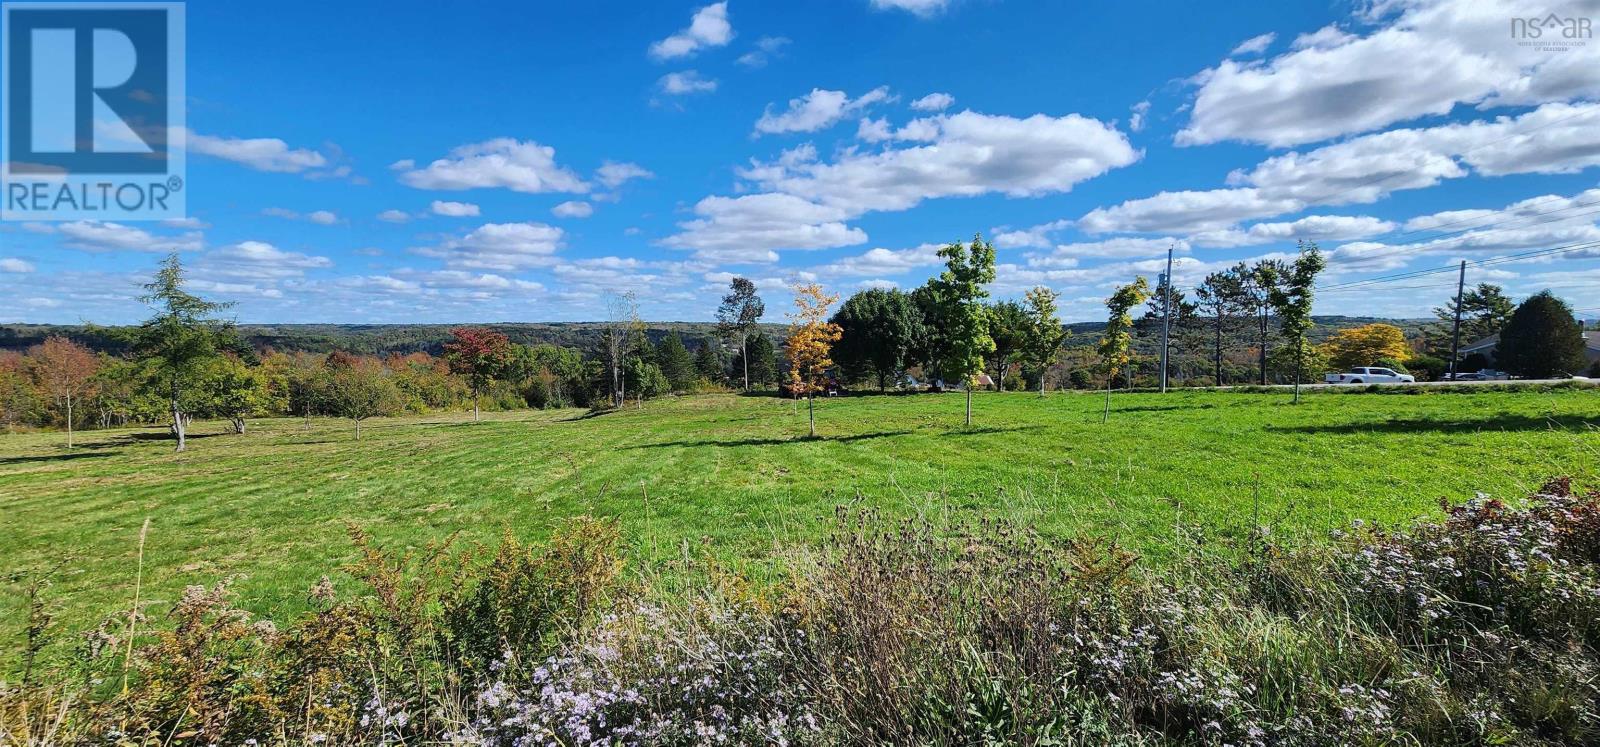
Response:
[1159, 243, 1174, 393]
[1447, 260, 1466, 380]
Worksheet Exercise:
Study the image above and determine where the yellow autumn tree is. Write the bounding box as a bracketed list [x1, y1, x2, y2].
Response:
[785, 282, 842, 438]
[1319, 323, 1412, 371]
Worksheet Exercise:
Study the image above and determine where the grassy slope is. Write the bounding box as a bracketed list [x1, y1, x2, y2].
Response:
[2, 388, 1598, 641]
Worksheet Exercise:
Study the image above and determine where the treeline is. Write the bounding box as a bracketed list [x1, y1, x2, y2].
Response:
[0, 321, 772, 358]
[0, 257, 781, 444]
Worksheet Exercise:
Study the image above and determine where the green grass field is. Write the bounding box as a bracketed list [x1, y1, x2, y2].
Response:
[3, 388, 1598, 645]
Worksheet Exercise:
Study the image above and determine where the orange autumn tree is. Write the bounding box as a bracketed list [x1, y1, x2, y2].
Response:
[785, 282, 842, 438]
[31, 336, 99, 448]
[1320, 323, 1411, 371]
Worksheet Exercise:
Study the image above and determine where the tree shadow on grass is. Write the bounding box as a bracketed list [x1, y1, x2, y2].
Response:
[119, 431, 228, 443]
[621, 429, 916, 449]
[1266, 413, 1599, 434]
[945, 424, 1048, 436]
[0, 451, 119, 465]
[1107, 404, 1218, 414]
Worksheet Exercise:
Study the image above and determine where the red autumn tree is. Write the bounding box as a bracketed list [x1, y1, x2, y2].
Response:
[31, 336, 99, 447]
[444, 327, 512, 421]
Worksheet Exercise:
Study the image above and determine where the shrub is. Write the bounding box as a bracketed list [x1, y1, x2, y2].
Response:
[11, 482, 1600, 745]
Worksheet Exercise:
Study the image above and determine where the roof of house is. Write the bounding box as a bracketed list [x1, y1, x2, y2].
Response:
[1462, 331, 1600, 353]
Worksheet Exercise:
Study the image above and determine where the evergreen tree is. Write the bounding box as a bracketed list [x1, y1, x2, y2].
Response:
[743, 333, 777, 386]
[131, 254, 236, 452]
[1497, 291, 1587, 378]
[1426, 283, 1515, 354]
[655, 332, 696, 392]
[694, 342, 725, 383]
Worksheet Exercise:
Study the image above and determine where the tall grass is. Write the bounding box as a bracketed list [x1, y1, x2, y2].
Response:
[5, 479, 1600, 744]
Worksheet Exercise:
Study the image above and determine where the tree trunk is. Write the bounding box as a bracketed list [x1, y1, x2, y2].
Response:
[1215, 315, 1224, 386]
[1039, 370, 1047, 398]
[65, 394, 73, 448]
[1259, 310, 1269, 385]
[1293, 343, 1303, 404]
[742, 336, 750, 392]
[965, 384, 973, 426]
[355, 419, 361, 440]
[473, 388, 481, 422]
[232, 417, 246, 435]
[807, 393, 816, 438]
[1102, 380, 1111, 424]
[171, 399, 186, 452]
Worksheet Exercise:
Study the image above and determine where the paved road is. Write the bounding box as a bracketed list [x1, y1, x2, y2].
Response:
[1219, 378, 1585, 391]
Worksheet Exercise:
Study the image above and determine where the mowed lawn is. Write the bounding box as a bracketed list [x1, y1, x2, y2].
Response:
[2, 388, 1598, 643]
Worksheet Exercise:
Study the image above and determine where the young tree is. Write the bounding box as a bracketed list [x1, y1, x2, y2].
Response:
[693, 342, 725, 383]
[831, 288, 923, 392]
[1497, 291, 1587, 378]
[927, 234, 997, 425]
[1267, 241, 1327, 403]
[986, 300, 1030, 391]
[624, 356, 669, 404]
[784, 283, 843, 438]
[602, 292, 643, 407]
[444, 327, 512, 421]
[655, 332, 695, 392]
[1193, 269, 1247, 385]
[131, 254, 235, 452]
[324, 361, 402, 440]
[30, 336, 98, 447]
[1098, 277, 1151, 422]
[716, 278, 766, 392]
[1320, 323, 1411, 371]
[200, 355, 269, 434]
[1020, 286, 1068, 396]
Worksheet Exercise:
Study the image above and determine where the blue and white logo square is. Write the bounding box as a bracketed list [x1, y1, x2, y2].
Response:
[2, 2, 185, 221]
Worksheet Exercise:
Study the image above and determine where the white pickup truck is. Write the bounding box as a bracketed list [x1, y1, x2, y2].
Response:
[1324, 367, 1416, 384]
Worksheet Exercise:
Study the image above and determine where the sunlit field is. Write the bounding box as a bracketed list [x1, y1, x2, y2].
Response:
[3, 387, 1597, 641]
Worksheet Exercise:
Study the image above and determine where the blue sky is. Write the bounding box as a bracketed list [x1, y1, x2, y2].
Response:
[3, 0, 1599, 324]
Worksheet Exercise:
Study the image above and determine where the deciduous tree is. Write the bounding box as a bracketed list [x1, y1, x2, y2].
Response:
[784, 283, 842, 438]
[602, 292, 643, 407]
[1098, 277, 1151, 422]
[716, 278, 766, 392]
[986, 300, 1030, 391]
[324, 361, 402, 440]
[199, 355, 269, 434]
[831, 288, 922, 392]
[1320, 323, 1411, 371]
[1020, 287, 1068, 396]
[927, 234, 997, 425]
[444, 327, 512, 421]
[30, 336, 98, 447]
[1267, 241, 1326, 403]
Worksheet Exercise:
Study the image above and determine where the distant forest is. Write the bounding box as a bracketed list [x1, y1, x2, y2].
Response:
[0, 317, 1431, 358]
